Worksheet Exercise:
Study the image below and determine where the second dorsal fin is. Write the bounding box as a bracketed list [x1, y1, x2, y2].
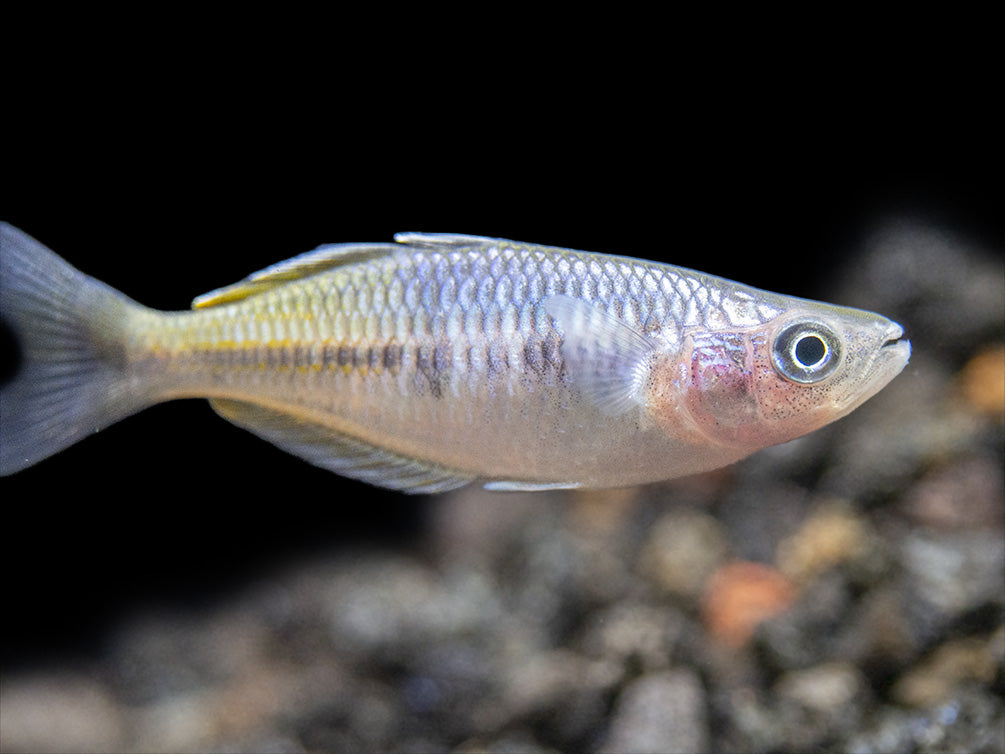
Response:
[192, 242, 399, 309]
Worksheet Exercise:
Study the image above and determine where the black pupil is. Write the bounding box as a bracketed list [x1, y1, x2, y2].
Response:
[795, 335, 826, 366]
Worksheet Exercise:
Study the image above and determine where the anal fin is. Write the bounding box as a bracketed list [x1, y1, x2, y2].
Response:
[210, 399, 474, 494]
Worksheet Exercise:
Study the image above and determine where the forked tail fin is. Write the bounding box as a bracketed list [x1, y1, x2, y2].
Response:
[0, 223, 152, 475]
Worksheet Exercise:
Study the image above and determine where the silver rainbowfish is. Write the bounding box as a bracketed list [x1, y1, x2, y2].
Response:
[0, 224, 910, 492]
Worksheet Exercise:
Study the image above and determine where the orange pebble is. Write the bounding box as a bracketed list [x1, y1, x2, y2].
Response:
[701, 561, 796, 647]
[958, 344, 1005, 415]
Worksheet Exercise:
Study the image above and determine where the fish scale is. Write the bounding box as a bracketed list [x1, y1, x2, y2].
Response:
[140, 245, 675, 462]
[0, 226, 911, 491]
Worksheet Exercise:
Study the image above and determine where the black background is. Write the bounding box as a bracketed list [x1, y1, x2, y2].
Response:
[2, 45, 1002, 667]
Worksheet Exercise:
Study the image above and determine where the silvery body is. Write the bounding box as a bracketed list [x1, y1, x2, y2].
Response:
[0, 226, 910, 492]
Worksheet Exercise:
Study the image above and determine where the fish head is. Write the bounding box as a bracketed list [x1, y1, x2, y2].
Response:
[652, 304, 911, 449]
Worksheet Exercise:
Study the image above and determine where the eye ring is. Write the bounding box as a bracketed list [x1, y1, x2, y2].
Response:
[772, 321, 842, 384]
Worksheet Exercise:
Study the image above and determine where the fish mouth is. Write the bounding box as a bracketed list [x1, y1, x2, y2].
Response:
[882, 322, 905, 346]
[832, 319, 911, 414]
[879, 322, 911, 365]
[865, 320, 911, 392]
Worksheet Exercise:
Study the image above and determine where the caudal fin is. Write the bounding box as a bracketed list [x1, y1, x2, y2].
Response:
[0, 223, 151, 475]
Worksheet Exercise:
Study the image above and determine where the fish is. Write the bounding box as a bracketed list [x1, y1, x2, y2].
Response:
[0, 223, 911, 492]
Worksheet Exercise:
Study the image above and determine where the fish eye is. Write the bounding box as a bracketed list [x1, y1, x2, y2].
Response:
[772, 321, 842, 384]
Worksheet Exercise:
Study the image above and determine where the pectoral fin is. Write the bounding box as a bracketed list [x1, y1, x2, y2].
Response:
[542, 294, 654, 416]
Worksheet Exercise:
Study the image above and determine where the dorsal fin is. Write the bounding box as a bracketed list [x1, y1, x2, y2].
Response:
[193, 242, 399, 309]
[393, 232, 505, 248]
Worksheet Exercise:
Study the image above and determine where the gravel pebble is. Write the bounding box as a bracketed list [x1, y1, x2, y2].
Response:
[598, 669, 708, 754]
[0, 672, 126, 753]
